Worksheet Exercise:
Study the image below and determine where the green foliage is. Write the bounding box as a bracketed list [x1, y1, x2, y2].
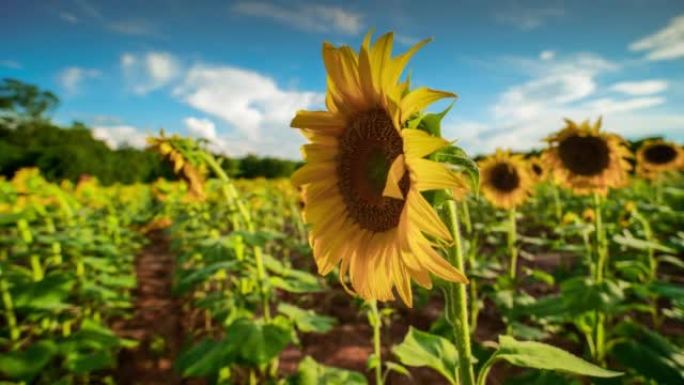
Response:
[392, 326, 459, 384]
[288, 356, 367, 385]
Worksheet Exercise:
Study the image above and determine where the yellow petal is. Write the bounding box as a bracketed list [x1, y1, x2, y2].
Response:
[407, 189, 453, 241]
[383, 38, 431, 90]
[382, 155, 406, 199]
[400, 87, 456, 121]
[402, 129, 450, 159]
[291, 110, 346, 131]
[291, 162, 335, 187]
[301, 143, 338, 162]
[408, 158, 466, 191]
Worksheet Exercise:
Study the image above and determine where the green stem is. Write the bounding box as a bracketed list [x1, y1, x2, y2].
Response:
[444, 200, 476, 385]
[552, 186, 563, 224]
[0, 278, 20, 345]
[368, 300, 383, 385]
[507, 208, 518, 282]
[592, 193, 608, 364]
[203, 153, 271, 321]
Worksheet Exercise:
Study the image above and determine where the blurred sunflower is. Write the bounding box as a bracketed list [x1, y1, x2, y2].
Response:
[479, 150, 533, 209]
[636, 139, 683, 178]
[543, 118, 631, 195]
[527, 155, 547, 182]
[148, 136, 206, 201]
[291, 32, 469, 307]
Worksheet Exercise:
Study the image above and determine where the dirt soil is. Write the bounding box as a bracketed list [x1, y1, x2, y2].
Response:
[113, 230, 184, 385]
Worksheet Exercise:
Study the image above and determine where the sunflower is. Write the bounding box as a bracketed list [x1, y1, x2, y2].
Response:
[527, 155, 548, 182]
[543, 118, 631, 195]
[290, 32, 469, 307]
[479, 150, 534, 209]
[636, 139, 683, 178]
[148, 135, 206, 201]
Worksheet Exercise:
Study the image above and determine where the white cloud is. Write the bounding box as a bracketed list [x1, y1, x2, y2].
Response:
[107, 19, 158, 37]
[582, 96, 666, 114]
[0, 60, 21, 69]
[630, 14, 684, 61]
[92, 125, 149, 149]
[232, 2, 363, 35]
[175, 64, 323, 157]
[57, 67, 100, 94]
[59, 12, 79, 24]
[121, 52, 180, 94]
[494, 1, 565, 30]
[184, 117, 217, 141]
[444, 52, 677, 155]
[610, 80, 668, 96]
[539, 50, 555, 60]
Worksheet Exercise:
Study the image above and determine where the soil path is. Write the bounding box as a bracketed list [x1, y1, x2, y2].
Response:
[114, 230, 183, 385]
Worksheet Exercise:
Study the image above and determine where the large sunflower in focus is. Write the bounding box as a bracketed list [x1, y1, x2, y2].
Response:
[290, 32, 468, 307]
[543, 118, 631, 195]
[636, 139, 683, 178]
[479, 150, 533, 209]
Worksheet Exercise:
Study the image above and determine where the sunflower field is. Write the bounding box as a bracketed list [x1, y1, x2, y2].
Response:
[1, 32, 683, 385]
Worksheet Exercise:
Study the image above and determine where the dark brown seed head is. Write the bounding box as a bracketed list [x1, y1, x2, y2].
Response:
[489, 162, 520, 193]
[337, 109, 408, 232]
[558, 135, 610, 176]
[644, 143, 677, 165]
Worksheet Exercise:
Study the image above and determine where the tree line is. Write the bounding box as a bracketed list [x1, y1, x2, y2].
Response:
[0, 79, 302, 184]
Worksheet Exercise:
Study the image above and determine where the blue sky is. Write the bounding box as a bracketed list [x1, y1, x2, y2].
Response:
[2, 0, 683, 158]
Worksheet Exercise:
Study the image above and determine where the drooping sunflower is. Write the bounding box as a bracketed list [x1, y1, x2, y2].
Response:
[543, 118, 631, 195]
[290, 32, 469, 307]
[148, 135, 206, 201]
[636, 139, 683, 178]
[479, 150, 534, 209]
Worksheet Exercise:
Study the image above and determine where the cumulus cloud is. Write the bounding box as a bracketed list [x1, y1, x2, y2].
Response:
[610, 80, 668, 96]
[184, 117, 217, 141]
[121, 51, 180, 94]
[176, 64, 321, 134]
[232, 1, 363, 35]
[108, 19, 159, 37]
[92, 125, 149, 149]
[444, 52, 675, 155]
[57, 67, 101, 95]
[630, 14, 684, 61]
[539, 50, 555, 60]
[493, 0, 565, 30]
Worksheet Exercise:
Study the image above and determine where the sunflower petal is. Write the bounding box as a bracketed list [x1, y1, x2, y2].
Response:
[409, 158, 466, 191]
[291, 110, 345, 131]
[384, 38, 431, 88]
[382, 155, 406, 199]
[407, 189, 453, 241]
[402, 129, 450, 159]
[291, 162, 335, 187]
[400, 87, 456, 121]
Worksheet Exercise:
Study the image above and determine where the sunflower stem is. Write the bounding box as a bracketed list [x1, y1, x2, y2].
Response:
[507, 208, 518, 283]
[444, 199, 476, 385]
[367, 300, 383, 385]
[592, 192, 608, 364]
[552, 185, 563, 225]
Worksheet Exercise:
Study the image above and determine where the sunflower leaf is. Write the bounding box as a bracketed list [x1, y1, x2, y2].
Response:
[392, 327, 458, 384]
[493, 335, 623, 378]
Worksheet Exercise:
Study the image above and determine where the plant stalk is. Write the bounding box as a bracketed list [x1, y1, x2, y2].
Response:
[444, 200, 476, 385]
[592, 193, 608, 364]
[368, 300, 383, 385]
[507, 208, 518, 282]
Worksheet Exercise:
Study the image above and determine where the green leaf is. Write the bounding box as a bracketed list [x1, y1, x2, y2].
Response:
[613, 233, 675, 253]
[176, 338, 230, 377]
[174, 261, 239, 295]
[494, 336, 622, 378]
[612, 322, 684, 385]
[289, 356, 367, 385]
[417, 103, 453, 137]
[0, 340, 57, 381]
[225, 318, 292, 366]
[12, 273, 74, 311]
[392, 327, 458, 384]
[277, 303, 336, 333]
[436, 145, 480, 192]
